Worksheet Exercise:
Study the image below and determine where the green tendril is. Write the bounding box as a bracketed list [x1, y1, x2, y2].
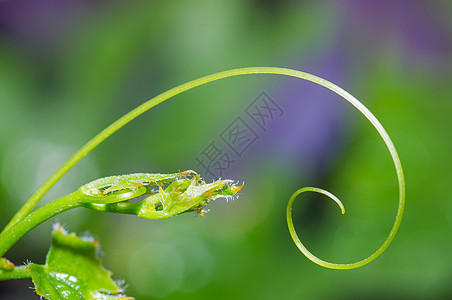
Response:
[2, 67, 405, 269]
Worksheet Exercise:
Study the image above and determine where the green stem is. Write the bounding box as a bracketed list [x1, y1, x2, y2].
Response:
[81, 202, 177, 220]
[0, 192, 82, 258]
[82, 202, 141, 215]
[2, 67, 405, 269]
[0, 266, 31, 281]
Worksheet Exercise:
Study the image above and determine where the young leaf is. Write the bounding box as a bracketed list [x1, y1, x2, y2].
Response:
[80, 171, 244, 220]
[138, 175, 244, 219]
[28, 225, 132, 300]
[79, 171, 196, 204]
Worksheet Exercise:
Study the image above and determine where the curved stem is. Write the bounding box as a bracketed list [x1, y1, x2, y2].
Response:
[0, 192, 82, 258]
[0, 266, 31, 281]
[2, 67, 405, 269]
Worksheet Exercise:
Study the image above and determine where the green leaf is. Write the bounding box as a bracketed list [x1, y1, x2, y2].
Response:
[79, 171, 196, 204]
[138, 175, 243, 219]
[28, 225, 132, 300]
[81, 171, 244, 220]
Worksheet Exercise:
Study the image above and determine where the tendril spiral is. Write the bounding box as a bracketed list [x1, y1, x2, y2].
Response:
[9, 68, 405, 269]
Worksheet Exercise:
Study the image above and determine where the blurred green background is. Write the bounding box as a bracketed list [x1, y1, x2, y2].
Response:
[0, 0, 451, 299]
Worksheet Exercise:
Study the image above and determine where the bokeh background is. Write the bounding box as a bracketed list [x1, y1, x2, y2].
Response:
[0, 0, 451, 299]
